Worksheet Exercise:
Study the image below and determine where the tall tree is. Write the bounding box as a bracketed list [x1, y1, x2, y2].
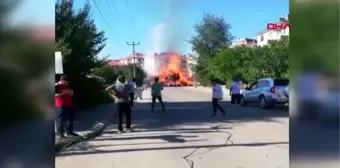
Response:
[56, 0, 107, 77]
[55, 0, 110, 108]
[189, 13, 234, 85]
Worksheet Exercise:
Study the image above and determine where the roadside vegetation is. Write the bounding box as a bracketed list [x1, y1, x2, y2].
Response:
[56, 0, 145, 109]
[189, 13, 289, 87]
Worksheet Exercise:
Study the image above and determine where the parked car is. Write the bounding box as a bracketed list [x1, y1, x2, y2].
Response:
[240, 78, 289, 109]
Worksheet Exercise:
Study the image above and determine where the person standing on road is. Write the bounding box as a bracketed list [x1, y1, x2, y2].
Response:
[151, 77, 165, 112]
[230, 79, 242, 104]
[55, 75, 79, 138]
[106, 75, 133, 133]
[128, 78, 136, 108]
[212, 78, 226, 117]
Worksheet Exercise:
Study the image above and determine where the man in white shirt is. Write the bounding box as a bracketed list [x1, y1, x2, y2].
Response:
[211, 78, 226, 117]
[128, 78, 136, 108]
[230, 79, 242, 104]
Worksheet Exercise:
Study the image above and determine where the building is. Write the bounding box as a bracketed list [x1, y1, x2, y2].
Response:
[186, 53, 198, 77]
[231, 38, 257, 47]
[107, 53, 145, 67]
[256, 15, 289, 46]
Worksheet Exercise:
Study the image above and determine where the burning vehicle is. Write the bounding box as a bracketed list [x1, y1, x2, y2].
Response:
[148, 52, 193, 87]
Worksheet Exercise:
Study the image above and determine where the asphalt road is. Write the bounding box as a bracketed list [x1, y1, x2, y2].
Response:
[55, 87, 289, 168]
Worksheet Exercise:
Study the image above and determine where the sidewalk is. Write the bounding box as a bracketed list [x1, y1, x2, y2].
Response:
[55, 103, 116, 152]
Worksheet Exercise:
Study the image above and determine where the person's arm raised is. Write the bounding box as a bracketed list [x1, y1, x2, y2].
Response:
[105, 84, 115, 92]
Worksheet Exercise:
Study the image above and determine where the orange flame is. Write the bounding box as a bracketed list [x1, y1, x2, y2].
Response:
[158, 53, 193, 86]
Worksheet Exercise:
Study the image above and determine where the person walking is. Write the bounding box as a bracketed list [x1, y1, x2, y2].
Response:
[230, 79, 242, 104]
[128, 78, 136, 108]
[106, 75, 133, 133]
[151, 77, 165, 112]
[211, 78, 226, 117]
[55, 75, 79, 138]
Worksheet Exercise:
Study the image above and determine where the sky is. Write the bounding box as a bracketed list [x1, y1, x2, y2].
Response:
[9, 0, 288, 59]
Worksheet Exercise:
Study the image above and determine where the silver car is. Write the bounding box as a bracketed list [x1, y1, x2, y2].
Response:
[240, 78, 289, 108]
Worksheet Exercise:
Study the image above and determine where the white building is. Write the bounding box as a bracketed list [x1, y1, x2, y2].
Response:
[108, 53, 145, 67]
[257, 16, 289, 46]
[187, 53, 198, 77]
[231, 38, 257, 48]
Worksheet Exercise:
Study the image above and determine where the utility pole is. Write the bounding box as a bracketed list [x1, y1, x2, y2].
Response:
[126, 42, 140, 77]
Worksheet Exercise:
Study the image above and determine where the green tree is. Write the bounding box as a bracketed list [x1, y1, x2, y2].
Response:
[55, 0, 111, 108]
[189, 13, 234, 85]
[92, 65, 146, 86]
[208, 38, 289, 86]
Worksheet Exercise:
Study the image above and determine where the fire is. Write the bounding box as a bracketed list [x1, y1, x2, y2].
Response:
[158, 53, 193, 86]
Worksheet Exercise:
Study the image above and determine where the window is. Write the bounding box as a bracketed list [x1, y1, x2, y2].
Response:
[260, 35, 264, 41]
[264, 80, 270, 87]
[274, 78, 289, 86]
[257, 80, 265, 88]
[250, 81, 258, 89]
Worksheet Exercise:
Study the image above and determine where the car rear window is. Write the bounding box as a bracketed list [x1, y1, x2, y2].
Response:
[274, 79, 289, 86]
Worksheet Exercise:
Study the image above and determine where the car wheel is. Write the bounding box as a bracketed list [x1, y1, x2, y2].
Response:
[240, 96, 247, 106]
[260, 96, 267, 109]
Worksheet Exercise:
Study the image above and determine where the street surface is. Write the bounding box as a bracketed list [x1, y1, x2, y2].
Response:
[56, 87, 289, 168]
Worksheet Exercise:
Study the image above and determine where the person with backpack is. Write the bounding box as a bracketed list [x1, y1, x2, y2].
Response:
[128, 78, 136, 108]
[106, 75, 133, 133]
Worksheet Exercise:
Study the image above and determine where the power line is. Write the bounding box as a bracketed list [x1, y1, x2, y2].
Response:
[92, 0, 111, 29]
[106, 0, 119, 16]
[126, 42, 140, 77]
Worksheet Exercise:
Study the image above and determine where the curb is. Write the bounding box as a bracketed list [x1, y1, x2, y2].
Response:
[55, 116, 112, 153]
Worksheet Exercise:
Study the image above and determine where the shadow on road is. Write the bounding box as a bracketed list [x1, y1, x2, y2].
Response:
[130, 101, 288, 130]
[69, 104, 115, 133]
[290, 120, 340, 161]
[92, 134, 198, 143]
[57, 141, 288, 157]
[56, 101, 289, 158]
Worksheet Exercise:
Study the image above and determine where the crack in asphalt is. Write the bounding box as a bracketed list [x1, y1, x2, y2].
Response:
[182, 125, 234, 168]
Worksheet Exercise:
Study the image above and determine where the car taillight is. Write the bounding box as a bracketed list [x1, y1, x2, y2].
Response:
[270, 87, 275, 93]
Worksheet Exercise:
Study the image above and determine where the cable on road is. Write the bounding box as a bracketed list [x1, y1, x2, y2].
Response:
[181, 125, 234, 168]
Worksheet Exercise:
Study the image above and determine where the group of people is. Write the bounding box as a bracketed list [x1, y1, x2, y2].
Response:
[55, 74, 167, 137]
[55, 74, 244, 136]
[210, 78, 243, 117]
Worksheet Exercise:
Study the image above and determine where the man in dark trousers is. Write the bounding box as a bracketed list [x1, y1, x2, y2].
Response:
[211, 78, 226, 117]
[55, 75, 79, 138]
[128, 78, 136, 108]
[106, 75, 133, 133]
[151, 77, 165, 112]
[230, 79, 242, 104]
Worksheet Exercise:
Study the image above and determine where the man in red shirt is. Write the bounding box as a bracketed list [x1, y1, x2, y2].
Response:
[55, 75, 78, 138]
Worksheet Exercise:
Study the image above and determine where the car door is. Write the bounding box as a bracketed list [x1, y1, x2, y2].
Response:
[246, 81, 259, 102]
[253, 80, 265, 103]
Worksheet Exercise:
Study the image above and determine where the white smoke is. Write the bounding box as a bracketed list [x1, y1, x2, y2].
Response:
[144, 0, 189, 77]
